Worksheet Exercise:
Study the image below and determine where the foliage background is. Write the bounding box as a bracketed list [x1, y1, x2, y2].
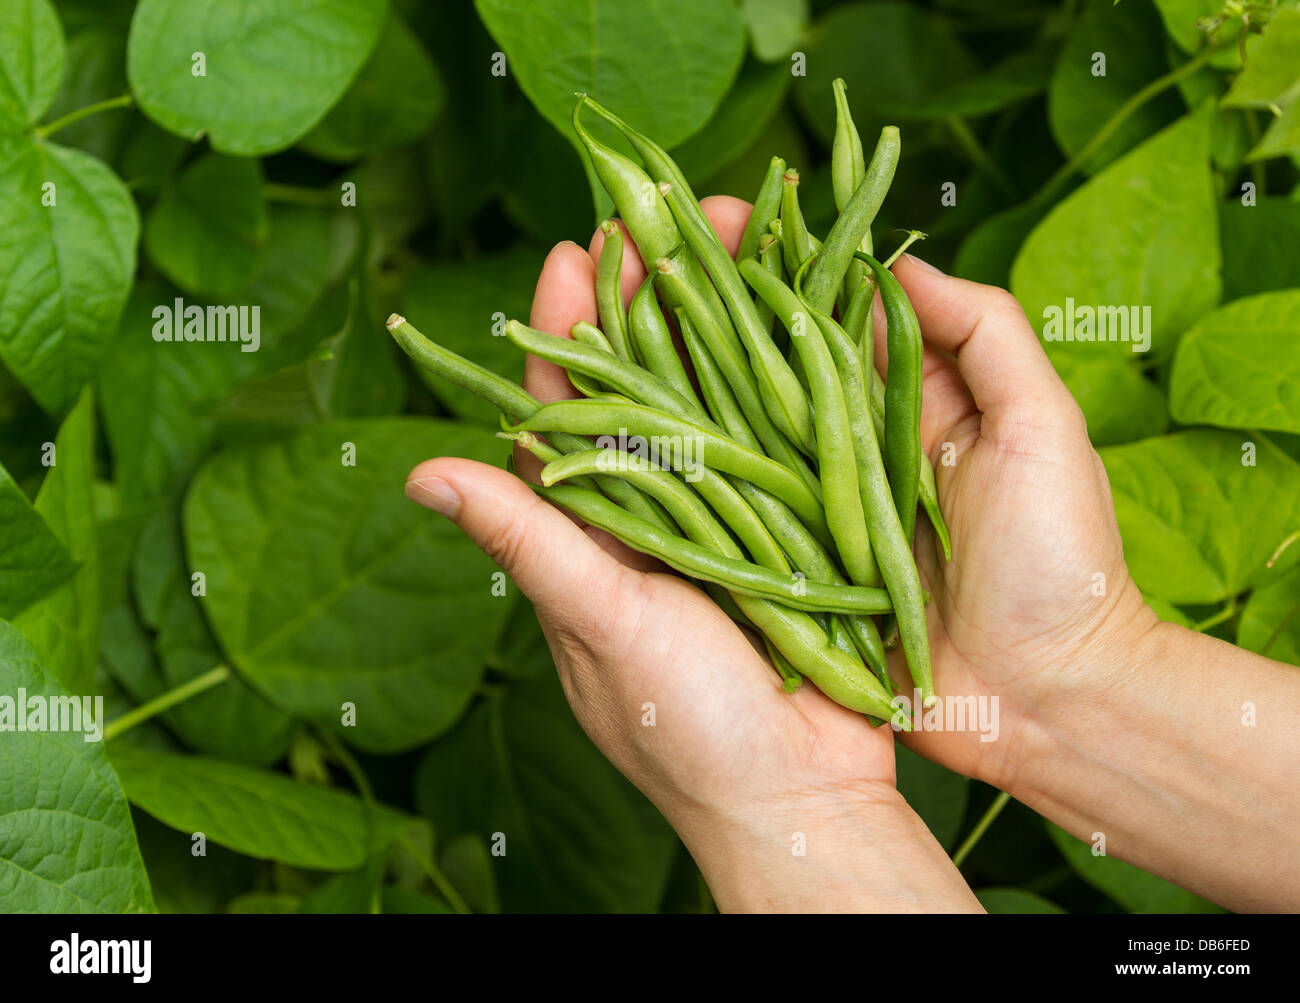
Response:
[1, 0, 1297, 914]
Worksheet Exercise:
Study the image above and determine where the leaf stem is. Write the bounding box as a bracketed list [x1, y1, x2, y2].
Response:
[398, 834, 472, 915]
[1193, 596, 1239, 633]
[1033, 43, 1224, 206]
[35, 94, 134, 139]
[952, 790, 1011, 868]
[102, 665, 232, 742]
[946, 116, 1016, 198]
[263, 182, 338, 206]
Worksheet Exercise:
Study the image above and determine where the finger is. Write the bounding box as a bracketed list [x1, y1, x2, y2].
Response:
[700, 195, 753, 257]
[525, 240, 596, 403]
[406, 457, 635, 613]
[887, 255, 1076, 433]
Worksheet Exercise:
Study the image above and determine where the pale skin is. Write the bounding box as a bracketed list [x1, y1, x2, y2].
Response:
[407, 197, 1300, 913]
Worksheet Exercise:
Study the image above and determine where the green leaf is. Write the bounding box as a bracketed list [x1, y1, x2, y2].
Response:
[132, 808, 258, 913]
[1053, 354, 1168, 448]
[14, 388, 99, 693]
[109, 745, 412, 870]
[1151, 0, 1242, 69]
[894, 745, 969, 850]
[414, 671, 676, 912]
[670, 57, 790, 185]
[1011, 106, 1220, 362]
[298, 855, 385, 913]
[439, 833, 499, 914]
[739, 0, 808, 62]
[1099, 430, 1300, 604]
[227, 892, 301, 913]
[0, 135, 139, 413]
[183, 419, 510, 752]
[485, 596, 552, 680]
[1222, 9, 1300, 109]
[953, 201, 1045, 288]
[1047, 822, 1221, 912]
[299, 11, 444, 162]
[143, 152, 268, 298]
[910, 45, 1056, 119]
[1048, 0, 1185, 174]
[1218, 198, 1300, 300]
[1238, 566, 1300, 665]
[976, 887, 1066, 914]
[126, 0, 388, 155]
[1170, 290, 1300, 435]
[474, 0, 745, 151]
[0, 461, 76, 620]
[381, 885, 453, 914]
[499, 104, 592, 242]
[0, 621, 154, 912]
[132, 508, 295, 765]
[0, 0, 65, 129]
[1249, 103, 1300, 161]
[793, 1, 977, 142]
[400, 247, 540, 424]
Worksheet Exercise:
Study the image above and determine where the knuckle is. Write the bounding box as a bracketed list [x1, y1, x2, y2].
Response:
[478, 520, 529, 572]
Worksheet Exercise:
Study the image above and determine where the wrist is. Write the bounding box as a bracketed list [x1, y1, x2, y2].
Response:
[672, 780, 982, 913]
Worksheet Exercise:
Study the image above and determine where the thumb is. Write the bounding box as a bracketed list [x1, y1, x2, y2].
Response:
[404, 457, 627, 613]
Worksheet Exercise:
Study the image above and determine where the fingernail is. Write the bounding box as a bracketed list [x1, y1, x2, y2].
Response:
[406, 476, 461, 517]
[904, 253, 943, 275]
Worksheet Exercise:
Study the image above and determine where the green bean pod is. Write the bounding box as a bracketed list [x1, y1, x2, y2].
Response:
[536, 478, 898, 719]
[754, 234, 782, 337]
[677, 308, 759, 450]
[595, 221, 634, 361]
[740, 258, 881, 590]
[858, 253, 923, 547]
[515, 398, 831, 545]
[737, 156, 787, 262]
[802, 125, 900, 313]
[832, 78, 873, 296]
[628, 274, 699, 410]
[779, 169, 814, 279]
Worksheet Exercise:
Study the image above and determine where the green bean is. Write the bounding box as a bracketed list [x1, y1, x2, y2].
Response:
[801, 125, 899, 313]
[534, 483, 891, 616]
[738, 156, 787, 262]
[535, 480, 898, 719]
[764, 637, 804, 693]
[858, 252, 923, 547]
[791, 257, 935, 703]
[655, 251, 822, 499]
[507, 319, 701, 420]
[740, 258, 881, 590]
[677, 308, 759, 450]
[595, 221, 634, 361]
[389, 315, 677, 534]
[755, 234, 785, 345]
[515, 398, 831, 544]
[832, 78, 873, 298]
[658, 180, 816, 455]
[628, 274, 700, 411]
[779, 169, 814, 279]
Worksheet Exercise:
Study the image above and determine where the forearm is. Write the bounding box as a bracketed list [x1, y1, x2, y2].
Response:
[675, 783, 983, 913]
[1007, 619, 1300, 912]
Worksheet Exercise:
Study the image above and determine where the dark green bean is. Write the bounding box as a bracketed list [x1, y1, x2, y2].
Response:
[738, 156, 787, 262]
[779, 169, 814, 279]
[628, 274, 700, 412]
[595, 221, 634, 361]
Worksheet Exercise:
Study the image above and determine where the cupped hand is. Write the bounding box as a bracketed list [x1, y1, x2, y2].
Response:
[880, 257, 1159, 788]
[405, 200, 983, 911]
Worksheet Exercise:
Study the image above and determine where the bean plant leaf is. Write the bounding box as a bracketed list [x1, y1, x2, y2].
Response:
[1222, 9, 1300, 109]
[400, 247, 539, 424]
[0, 135, 139, 413]
[414, 670, 677, 912]
[1238, 566, 1300, 666]
[670, 58, 790, 185]
[1151, 0, 1242, 69]
[976, 888, 1066, 914]
[14, 388, 99, 694]
[40, 2, 131, 161]
[474, 0, 745, 153]
[299, 11, 444, 162]
[110, 745, 413, 871]
[0, 622, 155, 913]
[0, 462, 76, 621]
[1053, 354, 1168, 448]
[909, 45, 1056, 119]
[132, 509, 295, 766]
[894, 745, 969, 850]
[183, 419, 510, 752]
[125, 0, 389, 155]
[1170, 291, 1300, 435]
[0, 0, 65, 129]
[1047, 823, 1221, 913]
[1218, 198, 1300, 300]
[143, 152, 268, 298]
[739, 0, 808, 62]
[1249, 103, 1300, 161]
[1099, 430, 1300, 604]
[297, 855, 385, 914]
[1047, 0, 1185, 174]
[1011, 106, 1220, 361]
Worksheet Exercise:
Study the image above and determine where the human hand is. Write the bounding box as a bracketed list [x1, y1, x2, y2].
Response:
[405, 200, 979, 912]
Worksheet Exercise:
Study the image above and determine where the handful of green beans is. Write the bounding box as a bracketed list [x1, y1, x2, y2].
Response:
[386, 83, 950, 727]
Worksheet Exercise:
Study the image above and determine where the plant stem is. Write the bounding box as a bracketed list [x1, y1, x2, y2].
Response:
[1193, 597, 1239, 633]
[952, 790, 1011, 868]
[946, 116, 1016, 198]
[103, 665, 232, 742]
[36, 94, 133, 139]
[1033, 44, 1224, 206]
[262, 182, 338, 206]
[398, 835, 472, 915]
